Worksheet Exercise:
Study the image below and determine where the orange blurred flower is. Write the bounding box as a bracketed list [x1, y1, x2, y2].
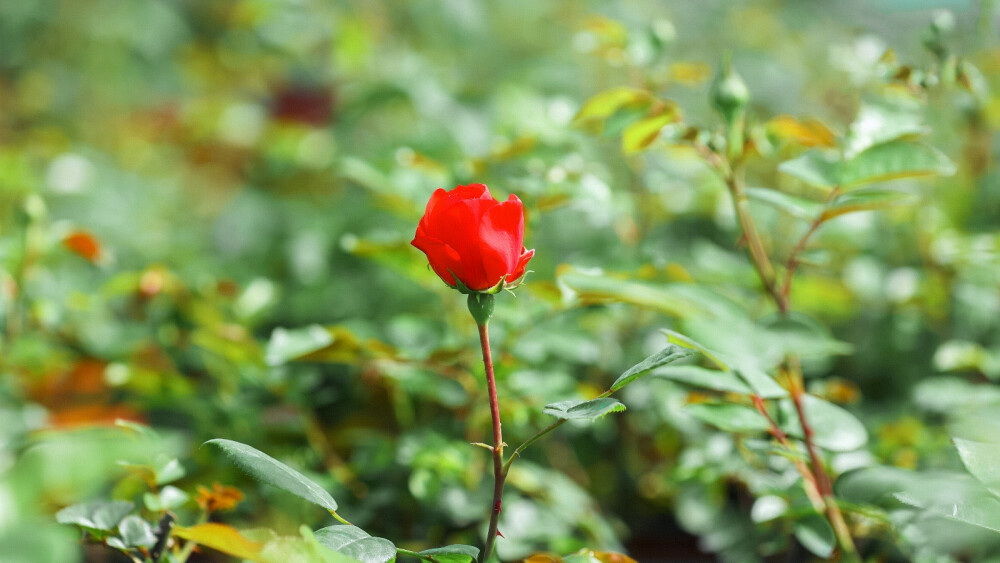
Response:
[195, 483, 244, 513]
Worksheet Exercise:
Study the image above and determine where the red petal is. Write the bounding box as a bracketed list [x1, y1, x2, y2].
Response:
[506, 248, 535, 283]
[480, 195, 524, 286]
[411, 234, 465, 287]
[421, 188, 450, 218]
[449, 183, 492, 201]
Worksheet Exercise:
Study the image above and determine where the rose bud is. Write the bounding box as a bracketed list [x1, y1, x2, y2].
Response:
[411, 184, 534, 294]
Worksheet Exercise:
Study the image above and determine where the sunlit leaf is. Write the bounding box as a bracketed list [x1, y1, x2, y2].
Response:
[822, 188, 916, 220]
[260, 526, 361, 563]
[778, 150, 840, 189]
[895, 475, 1000, 534]
[839, 140, 955, 188]
[143, 486, 189, 512]
[954, 438, 1000, 493]
[266, 325, 334, 366]
[746, 187, 822, 220]
[683, 402, 770, 433]
[767, 115, 836, 148]
[735, 364, 789, 399]
[661, 330, 729, 370]
[652, 365, 752, 395]
[751, 495, 788, 523]
[611, 344, 693, 391]
[558, 269, 709, 318]
[668, 61, 711, 85]
[622, 109, 680, 153]
[55, 500, 133, 532]
[118, 515, 157, 548]
[205, 439, 338, 511]
[844, 102, 927, 157]
[543, 398, 626, 421]
[574, 87, 650, 123]
[314, 526, 395, 563]
[173, 523, 264, 561]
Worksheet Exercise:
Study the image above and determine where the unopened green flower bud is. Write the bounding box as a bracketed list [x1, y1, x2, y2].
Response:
[930, 9, 955, 35]
[711, 60, 750, 123]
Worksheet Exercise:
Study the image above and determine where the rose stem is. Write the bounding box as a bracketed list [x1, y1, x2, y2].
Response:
[719, 157, 858, 559]
[478, 321, 506, 563]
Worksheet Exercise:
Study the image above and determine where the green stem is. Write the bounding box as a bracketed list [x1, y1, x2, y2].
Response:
[329, 509, 354, 527]
[723, 169, 786, 314]
[477, 322, 506, 563]
[502, 420, 564, 475]
[502, 390, 613, 475]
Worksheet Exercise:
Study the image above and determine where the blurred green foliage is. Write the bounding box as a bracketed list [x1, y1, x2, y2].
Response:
[2, 0, 1000, 561]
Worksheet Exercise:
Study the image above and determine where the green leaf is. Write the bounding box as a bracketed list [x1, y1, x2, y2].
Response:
[661, 329, 787, 398]
[652, 365, 752, 395]
[55, 500, 134, 532]
[823, 188, 916, 220]
[734, 364, 789, 399]
[779, 395, 868, 452]
[155, 458, 186, 485]
[839, 140, 955, 188]
[559, 270, 710, 318]
[660, 329, 729, 370]
[746, 187, 821, 220]
[417, 545, 479, 563]
[543, 398, 626, 421]
[259, 526, 361, 563]
[266, 325, 334, 366]
[205, 439, 338, 511]
[778, 150, 840, 189]
[611, 344, 694, 391]
[844, 102, 928, 157]
[835, 465, 916, 504]
[954, 438, 1000, 493]
[144, 485, 189, 512]
[895, 476, 1000, 534]
[314, 526, 395, 563]
[778, 141, 955, 190]
[683, 402, 770, 433]
[793, 514, 835, 558]
[751, 495, 789, 523]
[622, 110, 679, 153]
[574, 87, 650, 122]
[118, 515, 157, 548]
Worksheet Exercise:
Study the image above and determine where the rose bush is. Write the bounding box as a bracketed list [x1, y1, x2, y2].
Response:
[411, 184, 534, 292]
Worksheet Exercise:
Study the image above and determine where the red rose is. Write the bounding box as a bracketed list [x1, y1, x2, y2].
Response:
[412, 184, 534, 292]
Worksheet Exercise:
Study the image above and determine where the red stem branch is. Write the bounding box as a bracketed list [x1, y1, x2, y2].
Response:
[478, 323, 506, 563]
